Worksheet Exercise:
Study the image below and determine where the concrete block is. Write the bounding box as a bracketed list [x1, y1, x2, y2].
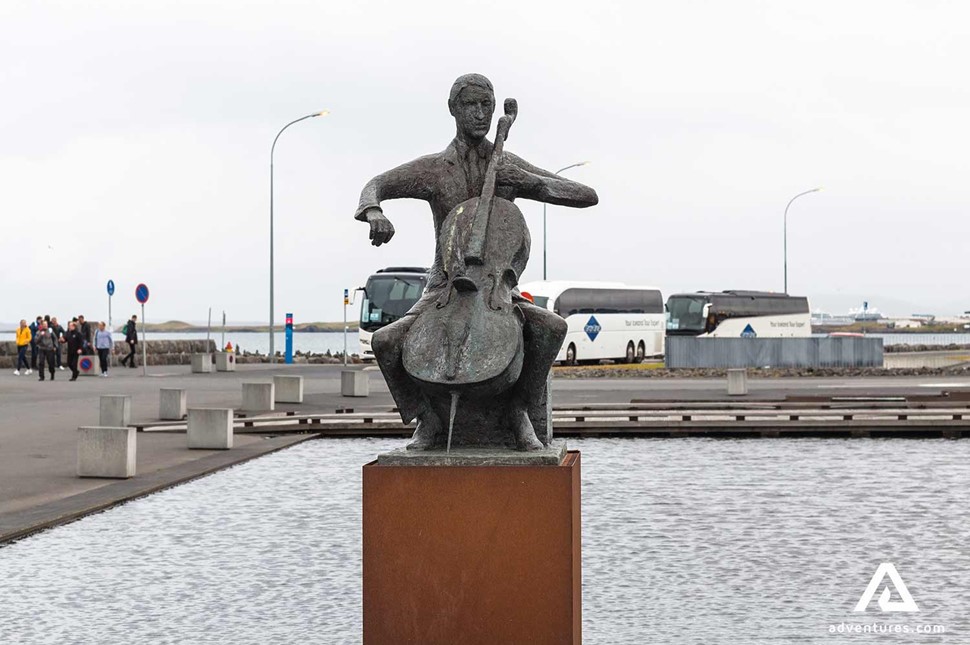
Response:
[99, 395, 131, 427]
[341, 370, 370, 397]
[727, 368, 748, 396]
[274, 375, 304, 404]
[242, 382, 275, 412]
[215, 351, 236, 372]
[187, 408, 233, 450]
[191, 353, 213, 374]
[160, 388, 187, 420]
[77, 426, 136, 478]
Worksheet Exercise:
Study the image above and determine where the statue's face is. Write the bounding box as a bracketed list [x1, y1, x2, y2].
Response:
[453, 86, 494, 140]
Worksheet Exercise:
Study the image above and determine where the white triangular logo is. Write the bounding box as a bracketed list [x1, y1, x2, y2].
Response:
[854, 563, 919, 612]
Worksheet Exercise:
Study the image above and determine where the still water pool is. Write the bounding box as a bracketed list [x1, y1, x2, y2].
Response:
[1, 438, 968, 644]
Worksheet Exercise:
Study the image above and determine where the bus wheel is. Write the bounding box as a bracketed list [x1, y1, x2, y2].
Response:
[636, 341, 646, 363]
[624, 342, 635, 364]
[566, 343, 577, 366]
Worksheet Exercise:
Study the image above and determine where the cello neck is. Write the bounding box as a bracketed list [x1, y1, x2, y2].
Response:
[465, 101, 516, 264]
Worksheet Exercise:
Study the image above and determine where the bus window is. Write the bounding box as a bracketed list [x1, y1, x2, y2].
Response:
[359, 275, 426, 332]
[666, 296, 707, 332]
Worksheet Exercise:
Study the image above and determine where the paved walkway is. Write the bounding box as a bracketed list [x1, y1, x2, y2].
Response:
[0, 363, 393, 542]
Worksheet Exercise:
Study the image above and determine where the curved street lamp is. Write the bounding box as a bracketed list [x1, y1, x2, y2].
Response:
[269, 110, 328, 362]
[783, 186, 822, 294]
[543, 161, 590, 280]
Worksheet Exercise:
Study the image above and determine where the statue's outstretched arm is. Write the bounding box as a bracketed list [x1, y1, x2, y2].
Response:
[354, 155, 438, 246]
[501, 153, 598, 208]
[354, 155, 437, 221]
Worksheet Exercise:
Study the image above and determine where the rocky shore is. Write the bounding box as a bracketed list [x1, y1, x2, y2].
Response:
[0, 340, 216, 369]
[884, 343, 970, 353]
[553, 364, 970, 379]
[233, 350, 364, 365]
[0, 341, 363, 368]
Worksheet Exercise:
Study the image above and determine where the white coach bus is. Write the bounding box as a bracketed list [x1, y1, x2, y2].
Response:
[665, 290, 811, 338]
[519, 281, 665, 365]
[358, 267, 428, 360]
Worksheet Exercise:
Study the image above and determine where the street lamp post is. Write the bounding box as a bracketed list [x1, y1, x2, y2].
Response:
[269, 110, 328, 362]
[783, 186, 822, 294]
[542, 161, 590, 280]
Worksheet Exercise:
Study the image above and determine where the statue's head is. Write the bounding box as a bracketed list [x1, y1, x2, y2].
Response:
[448, 73, 494, 142]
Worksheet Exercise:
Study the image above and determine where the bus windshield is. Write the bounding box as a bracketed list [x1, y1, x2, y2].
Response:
[666, 296, 708, 332]
[359, 275, 426, 332]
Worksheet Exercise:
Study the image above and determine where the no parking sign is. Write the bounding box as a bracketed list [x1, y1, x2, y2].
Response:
[78, 355, 98, 377]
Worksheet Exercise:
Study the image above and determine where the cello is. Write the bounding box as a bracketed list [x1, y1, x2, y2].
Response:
[402, 98, 531, 448]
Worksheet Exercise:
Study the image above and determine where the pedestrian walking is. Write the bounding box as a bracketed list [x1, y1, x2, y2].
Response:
[50, 316, 65, 371]
[78, 315, 93, 355]
[34, 321, 57, 381]
[95, 322, 113, 377]
[120, 314, 138, 368]
[14, 319, 31, 375]
[29, 316, 41, 370]
[65, 321, 84, 381]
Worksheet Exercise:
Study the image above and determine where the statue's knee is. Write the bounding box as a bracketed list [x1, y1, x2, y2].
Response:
[371, 326, 393, 355]
[371, 317, 410, 355]
[521, 305, 567, 350]
[534, 308, 567, 344]
[548, 313, 567, 340]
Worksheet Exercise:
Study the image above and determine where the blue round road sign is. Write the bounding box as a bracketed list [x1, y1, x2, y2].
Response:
[135, 283, 150, 304]
[107, 280, 115, 296]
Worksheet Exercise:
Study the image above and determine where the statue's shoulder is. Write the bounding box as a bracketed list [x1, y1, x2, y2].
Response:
[398, 144, 456, 172]
[436, 141, 460, 166]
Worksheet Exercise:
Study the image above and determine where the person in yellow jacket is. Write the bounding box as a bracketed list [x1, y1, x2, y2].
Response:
[14, 319, 31, 375]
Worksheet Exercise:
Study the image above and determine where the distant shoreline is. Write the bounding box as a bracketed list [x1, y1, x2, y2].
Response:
[136, 322, 359, 333]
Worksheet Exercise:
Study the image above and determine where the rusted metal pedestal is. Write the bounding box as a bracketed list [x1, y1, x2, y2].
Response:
[363, 451, 582, 645]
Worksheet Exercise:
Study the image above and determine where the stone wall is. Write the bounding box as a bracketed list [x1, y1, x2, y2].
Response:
[665, 336, 884, 369]
[0, 340, 216, 369]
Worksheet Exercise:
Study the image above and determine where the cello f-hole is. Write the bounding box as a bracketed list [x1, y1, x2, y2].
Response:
[487, 273, 504, 311]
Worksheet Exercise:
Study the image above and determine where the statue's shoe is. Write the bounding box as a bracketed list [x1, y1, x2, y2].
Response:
[511, 408, 543, 451]
[406, 413, 441, 450]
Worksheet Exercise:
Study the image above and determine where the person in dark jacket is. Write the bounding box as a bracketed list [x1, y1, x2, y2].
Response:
[29, 316, 41, 370]
[50, 316, 65, 371]
[77, 315, 93, 355]
[34, 321, 57, 381]
[120, 315, 138, 368]
[65, 321, 84, 381]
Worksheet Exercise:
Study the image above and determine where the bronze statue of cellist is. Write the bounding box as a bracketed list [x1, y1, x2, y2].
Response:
[354, 73, 598, 451]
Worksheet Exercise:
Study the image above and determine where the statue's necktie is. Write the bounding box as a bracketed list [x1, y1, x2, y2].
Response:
[466, 146, 484, 195]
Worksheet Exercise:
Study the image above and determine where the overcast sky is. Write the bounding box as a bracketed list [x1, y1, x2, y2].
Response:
[2, 0, 968, 324]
